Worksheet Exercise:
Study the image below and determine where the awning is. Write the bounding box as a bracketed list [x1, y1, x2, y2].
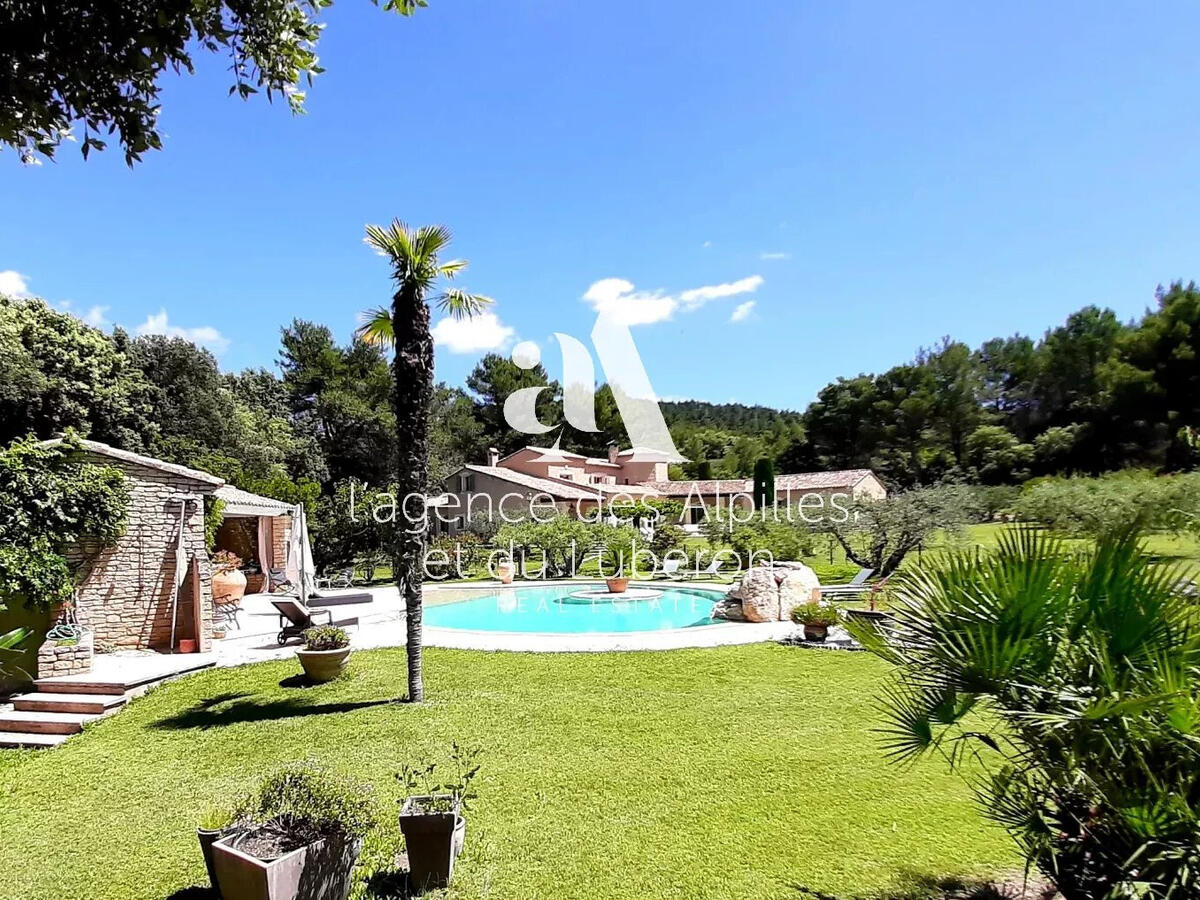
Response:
[214, 485, 295, 517]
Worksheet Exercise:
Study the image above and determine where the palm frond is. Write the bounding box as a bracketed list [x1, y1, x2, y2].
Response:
[437, 289, 494, 321]
[438, 258, 468, 279]
[353, 306, 394, 349]
[414, 224, 453, 263]
[364, 219, 416, 263]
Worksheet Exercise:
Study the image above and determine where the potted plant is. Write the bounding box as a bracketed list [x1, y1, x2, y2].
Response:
[212, 550, 248, 605]
[296, 626, 351, 684]
[198, 806, 239, 898]
[212, 763, 372, 900]
[397, 743, 481, 892]
[602, 527, 639, 593]
[791, 603, 840, 642]
[495, 559, 516, 584]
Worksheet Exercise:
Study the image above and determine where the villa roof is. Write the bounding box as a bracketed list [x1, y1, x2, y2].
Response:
[500, 445, 621, 468]
[214, 485, 295, 517]
[461, 465, 601, 501]
[39, 437, 224, 487]
[640, 469, 878, 496]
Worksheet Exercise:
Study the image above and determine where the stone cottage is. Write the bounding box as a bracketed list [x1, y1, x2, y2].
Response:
[32, 439, 294, 677]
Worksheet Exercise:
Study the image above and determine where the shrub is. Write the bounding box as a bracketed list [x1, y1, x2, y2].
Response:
[302, 626, 349, 651]
[235, 762, 374, 844]
[790, 603, 839, 627]
[727, 519, 812, 566]
[601, 526, 641, 577]
[429, 533, 483, 571]
[1013, 470, 1200, 537]
[495, 516, 599, 577]
[852, 527, 1200, 899]
[0, 432, 129, 612]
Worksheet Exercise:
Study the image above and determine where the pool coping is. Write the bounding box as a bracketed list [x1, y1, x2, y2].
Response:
[418, 580, 797, 652]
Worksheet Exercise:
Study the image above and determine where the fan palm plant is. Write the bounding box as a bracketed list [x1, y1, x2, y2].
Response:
[850, 527, 1200, 899]
[358, 221, 492, 702]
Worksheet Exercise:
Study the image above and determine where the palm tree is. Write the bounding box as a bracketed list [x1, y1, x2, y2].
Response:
[851, 527, 1200, 898]
[357, 221, 492, 702]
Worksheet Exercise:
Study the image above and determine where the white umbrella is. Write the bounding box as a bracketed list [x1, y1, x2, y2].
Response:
[285, 503, 317, 599]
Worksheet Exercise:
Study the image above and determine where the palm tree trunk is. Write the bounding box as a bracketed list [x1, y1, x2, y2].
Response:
[391, 283, 434, 702]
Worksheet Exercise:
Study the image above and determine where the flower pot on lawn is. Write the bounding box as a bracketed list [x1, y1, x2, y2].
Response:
[296, 647, 351, 683]
[212, 829, 362, 900]
[399, 795, 466, 892]
[605, 577, 630, 593]
[803, 624, 829, 642]
[496, 561, 515, 584]
[296, 626, 352, 683]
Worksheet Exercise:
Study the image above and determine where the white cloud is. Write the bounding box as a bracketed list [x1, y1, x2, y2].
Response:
[0, 270, 32, 297]
[582, 274, 765, 325]
[730, 300, 756, 323]
[81, 305, 110, 328]
[582, 278, 677, 326]
[135, 308, 230, 354]
[759, 251, 790, 260]
[678, 274, 763, 310]
[53, 298, 111, 329]
[431, 311, 515, 354]
[701, 240, 712, 248]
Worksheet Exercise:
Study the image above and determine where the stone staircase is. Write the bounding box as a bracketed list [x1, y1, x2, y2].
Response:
[0, 661, 214, 749]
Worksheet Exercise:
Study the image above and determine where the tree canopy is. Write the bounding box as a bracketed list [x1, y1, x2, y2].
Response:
[1, 0, 426, 164]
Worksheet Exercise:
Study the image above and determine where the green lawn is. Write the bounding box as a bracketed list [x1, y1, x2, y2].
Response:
[0, 646, 1016, 899]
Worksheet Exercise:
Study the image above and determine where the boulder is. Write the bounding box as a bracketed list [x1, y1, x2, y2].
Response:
[777, 564, 821, 622]
[736, 566, 788, 623]
[727, 562, 822, 622]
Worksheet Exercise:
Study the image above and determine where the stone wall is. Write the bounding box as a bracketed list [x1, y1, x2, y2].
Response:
[36, 631, 94, 679]
[71, 455, 218, 652]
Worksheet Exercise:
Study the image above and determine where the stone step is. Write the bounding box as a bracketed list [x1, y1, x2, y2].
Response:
[35, 659, 216, 695]
[12, 692, 127, 715]
[34, 680, 132, 696]
[0, 710, 93, 735]
[0, 731, 70, 749]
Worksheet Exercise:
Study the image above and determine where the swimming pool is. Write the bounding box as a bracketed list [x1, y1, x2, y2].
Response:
[424, 584, 723, 634]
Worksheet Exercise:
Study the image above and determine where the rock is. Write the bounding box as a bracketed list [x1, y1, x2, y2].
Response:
[737, 566, 788, 623]
[711, 598, 746, 622]
[777, 565, 821, 622]
[726, 562, 822, 622]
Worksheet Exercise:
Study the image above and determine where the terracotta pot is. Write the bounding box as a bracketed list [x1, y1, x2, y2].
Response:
[496, 561, 515, 585]
[178, 638, 198, 654]
[399, 796, 465, 892]
[803, 624, 829, 643]
[605, 577, 630, 594]
[213, 568, 248, 604]
[212, 830, 361, 900]
[296, 647, 351, 683]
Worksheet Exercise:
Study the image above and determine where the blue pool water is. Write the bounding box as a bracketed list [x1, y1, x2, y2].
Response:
[424, 584, 722, 633]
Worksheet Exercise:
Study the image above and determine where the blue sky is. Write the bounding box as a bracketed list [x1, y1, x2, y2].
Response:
[3, 0, 1199, 410]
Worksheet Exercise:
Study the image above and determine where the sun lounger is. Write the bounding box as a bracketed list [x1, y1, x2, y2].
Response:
[271, 598, 359, 645]
[820, 568, 875, 598]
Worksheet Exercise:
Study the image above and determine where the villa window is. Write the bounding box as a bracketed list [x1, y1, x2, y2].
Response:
[458, 474, 475, 492]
